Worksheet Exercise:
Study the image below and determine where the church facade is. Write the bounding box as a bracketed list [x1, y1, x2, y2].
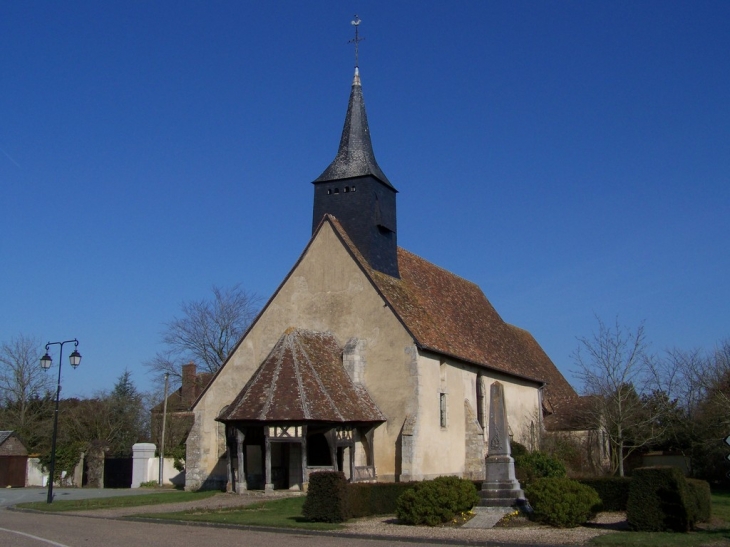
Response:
[184, 67, 579, 492]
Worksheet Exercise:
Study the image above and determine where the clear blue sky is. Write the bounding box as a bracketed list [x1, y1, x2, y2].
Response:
[2, 1, 728, 398]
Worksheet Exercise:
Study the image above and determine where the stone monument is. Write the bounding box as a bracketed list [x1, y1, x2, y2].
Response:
[478, 381, 526, 507]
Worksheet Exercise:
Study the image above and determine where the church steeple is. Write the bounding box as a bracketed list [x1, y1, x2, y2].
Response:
[314, 67, 395, 190]
[311, 18, 399, 278]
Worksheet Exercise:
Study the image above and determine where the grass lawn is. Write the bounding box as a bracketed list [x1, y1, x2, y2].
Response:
[138, 496, 342, 531]
[590, 491, 730, 547]
[16, 490, 219, 512]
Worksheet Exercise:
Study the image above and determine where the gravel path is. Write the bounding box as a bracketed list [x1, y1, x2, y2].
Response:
[59, 492, 627, 546]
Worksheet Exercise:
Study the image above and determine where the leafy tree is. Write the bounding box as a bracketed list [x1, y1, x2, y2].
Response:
[52, 370, 150, 473]
[107, 369, 149, 456]
[146, 284, 261, 383]
[662, 340, 730, 482]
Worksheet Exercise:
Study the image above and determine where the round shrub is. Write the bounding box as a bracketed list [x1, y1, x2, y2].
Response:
[515, 450, 566, 487]
[396, 476, 480, 526]
[525, 477, 601, 528]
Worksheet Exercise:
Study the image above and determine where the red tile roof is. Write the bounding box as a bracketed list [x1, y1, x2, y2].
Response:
[324, 216, 579, 418]
[218, 328, 385, 424]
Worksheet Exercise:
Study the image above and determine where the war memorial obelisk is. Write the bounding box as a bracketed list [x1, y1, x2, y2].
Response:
[478, 381, 526, 507]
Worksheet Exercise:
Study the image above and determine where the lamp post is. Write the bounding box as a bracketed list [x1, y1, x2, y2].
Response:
[40, 339, 81, 504]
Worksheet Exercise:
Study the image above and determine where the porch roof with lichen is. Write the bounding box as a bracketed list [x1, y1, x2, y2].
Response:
[217, 328, 385, 424]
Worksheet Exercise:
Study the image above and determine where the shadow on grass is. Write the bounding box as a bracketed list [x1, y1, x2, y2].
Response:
[16, 491, 219, 512]
[590, 525, 730, 546]
[136, 496, 343, 531]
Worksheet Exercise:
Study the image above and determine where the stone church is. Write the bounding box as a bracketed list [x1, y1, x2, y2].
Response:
[184, 66, 580, 492]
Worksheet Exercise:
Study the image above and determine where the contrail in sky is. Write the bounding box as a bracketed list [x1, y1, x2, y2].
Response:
[0, 145, 21, 168]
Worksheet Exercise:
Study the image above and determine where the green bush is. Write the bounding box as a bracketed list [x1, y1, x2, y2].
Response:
[396, 476, 480, 526]
[511, 441, 529, 459]
[627, 466, 693, 532]
[515, 450, 567, 487]
[577, 477, 632, 511]
[686, 478, 711, 524]
[524, 477, 601, 528]
[302, 471, 349, 522]
[348, 482, 417, 518]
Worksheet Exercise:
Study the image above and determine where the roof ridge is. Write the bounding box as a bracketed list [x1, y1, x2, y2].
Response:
[395, 247, 484, 289]
[259, 339, 286, 419]
[290, 332, 311, 420]
[297, 332, 345, 421]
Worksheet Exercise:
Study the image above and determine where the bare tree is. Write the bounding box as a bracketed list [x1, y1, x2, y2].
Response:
[0, 335, 53, 450]
[667, 340, 730, 417]
[662, 340, 730, 480]
[146, 284, 261, 383]
[573, 318, 668, 476]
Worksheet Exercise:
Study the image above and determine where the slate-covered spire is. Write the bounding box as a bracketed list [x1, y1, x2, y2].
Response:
[311, 23, 399, 278]
[314, 68, 395, 190]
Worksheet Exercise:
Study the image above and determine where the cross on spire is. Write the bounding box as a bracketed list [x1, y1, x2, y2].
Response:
[349, 15, 363, 68]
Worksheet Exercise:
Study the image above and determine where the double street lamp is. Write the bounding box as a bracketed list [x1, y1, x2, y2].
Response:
[40, 339, 81, 504]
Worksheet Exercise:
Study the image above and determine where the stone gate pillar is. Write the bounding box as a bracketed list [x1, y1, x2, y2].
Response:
[132, 443, 156, 488]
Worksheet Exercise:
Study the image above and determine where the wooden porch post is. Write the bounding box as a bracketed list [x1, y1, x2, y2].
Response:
[324, 429, 337, 471]
[236, 428, 246, 494]
[225, 444, 233, 493]
[365, 428, 376, 479]
[301, 425, 308, 485]
[264, 428, 273, 492]
[349, 438, 355, 482]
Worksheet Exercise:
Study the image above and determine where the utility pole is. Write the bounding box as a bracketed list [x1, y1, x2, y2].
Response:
[159, 373, 169, 486]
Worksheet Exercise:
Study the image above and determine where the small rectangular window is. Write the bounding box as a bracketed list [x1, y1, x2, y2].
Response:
[440, 393, 447, 428]
[476, 376, 485, 429]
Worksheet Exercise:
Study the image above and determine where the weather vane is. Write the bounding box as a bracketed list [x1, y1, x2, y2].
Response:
[349, 15, 363, 68]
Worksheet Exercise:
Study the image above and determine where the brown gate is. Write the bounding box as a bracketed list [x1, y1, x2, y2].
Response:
[0, 455, 27, 487]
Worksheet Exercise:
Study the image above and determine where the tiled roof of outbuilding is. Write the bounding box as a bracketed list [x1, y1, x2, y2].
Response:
[324, 216, 579, 417]
[218, 328, 385, 424]
[151, 372, 213, 414]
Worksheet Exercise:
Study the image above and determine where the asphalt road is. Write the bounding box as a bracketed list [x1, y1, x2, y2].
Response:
[0, 508, 441, 547]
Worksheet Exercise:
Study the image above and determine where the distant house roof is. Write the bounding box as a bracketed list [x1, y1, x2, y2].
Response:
[151, 364, 212, 414]
[0, 431, 28, 456]
[218, 328, 385, 424]
[322, 215, 579, 418]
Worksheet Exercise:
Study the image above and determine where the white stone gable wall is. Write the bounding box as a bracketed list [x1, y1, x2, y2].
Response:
[187, 222, 418, 489]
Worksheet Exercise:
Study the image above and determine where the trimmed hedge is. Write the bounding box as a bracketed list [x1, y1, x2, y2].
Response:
[302, 471, 349, 522]
[348, 482, 417, 518]
[524, 477, 601, 528]
[577, 477, 632, 511]
[627, 466, 693, 532]
[515, 451, 567, 488]
[686, 478, 712, 524]
[396, 476, 480, 526]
